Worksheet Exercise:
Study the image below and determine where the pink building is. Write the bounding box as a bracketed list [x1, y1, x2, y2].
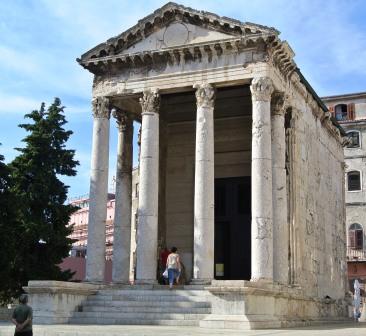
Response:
[59, 193, 116, 281]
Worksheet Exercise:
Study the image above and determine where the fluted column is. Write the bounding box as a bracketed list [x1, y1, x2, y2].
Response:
[112, 110, 133, 283]
[135, 89, 160, 283]
[271, 92, 289, 284]
[86, 97, 111, 282]
[193, 83, 215, 284]
[250, 77, 274, 282]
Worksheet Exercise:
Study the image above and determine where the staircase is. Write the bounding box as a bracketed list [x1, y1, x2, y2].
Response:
[69, 286, 212, 326]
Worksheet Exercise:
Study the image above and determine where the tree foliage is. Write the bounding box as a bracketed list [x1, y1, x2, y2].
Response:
[0, 147, 19, 303]
[0, 98, 79, 303]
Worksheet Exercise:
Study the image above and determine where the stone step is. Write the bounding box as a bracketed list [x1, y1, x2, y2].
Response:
[68, 317, 200, 326]
[82, 306, 211, 314]
[71, 288, 212, 326]
[73, 311, 209, 320]
[96, 289, 208, 296]
[88, 294, 209, 302]
[83, 300, 210, 308]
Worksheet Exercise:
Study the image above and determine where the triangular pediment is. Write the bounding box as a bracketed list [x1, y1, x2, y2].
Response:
[122, 22, 238, 55]
[79, 2, 278, 62]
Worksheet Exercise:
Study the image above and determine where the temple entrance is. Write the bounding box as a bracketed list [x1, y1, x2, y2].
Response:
[214, 177, 251, 280]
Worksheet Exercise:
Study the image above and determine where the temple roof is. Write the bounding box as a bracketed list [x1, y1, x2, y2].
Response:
[78, 2, 279, 63]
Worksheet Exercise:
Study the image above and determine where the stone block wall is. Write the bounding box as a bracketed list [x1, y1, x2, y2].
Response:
[291, 101, 346, 299]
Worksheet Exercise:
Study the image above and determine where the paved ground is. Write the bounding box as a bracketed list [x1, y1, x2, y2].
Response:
[0, 323, 366, 336]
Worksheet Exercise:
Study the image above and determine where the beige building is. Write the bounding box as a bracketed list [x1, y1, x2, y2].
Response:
[323, 92, 366, 289]
[26, 3, 350, 329]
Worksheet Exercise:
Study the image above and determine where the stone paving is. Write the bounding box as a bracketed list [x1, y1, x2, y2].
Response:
[0, 323, 366, 336]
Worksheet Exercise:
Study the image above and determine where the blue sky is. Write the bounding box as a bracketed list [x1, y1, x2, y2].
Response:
[1, 0, 366, 197]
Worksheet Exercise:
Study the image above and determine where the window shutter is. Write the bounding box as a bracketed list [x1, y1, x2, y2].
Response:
[349, 230, 356, 248]
[356, 230, 363, 249]
[328, 105, 335, 118]
[348, 103, 355, 120]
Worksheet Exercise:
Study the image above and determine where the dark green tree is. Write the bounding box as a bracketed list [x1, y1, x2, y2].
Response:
[8, 98, 78, 298]
[0, 147, 20, 303]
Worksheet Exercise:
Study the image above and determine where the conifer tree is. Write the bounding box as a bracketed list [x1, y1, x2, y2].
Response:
[9, 98, 78, 293]
[0, 148, 19, 303]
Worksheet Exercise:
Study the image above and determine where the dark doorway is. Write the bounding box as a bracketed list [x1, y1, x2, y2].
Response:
[214, 177, 251, 280]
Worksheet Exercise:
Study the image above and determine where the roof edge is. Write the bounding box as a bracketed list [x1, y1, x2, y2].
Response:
[321, 91, 366, 101]
[79, 2, 279, 62]
[295, 68, 346, 136]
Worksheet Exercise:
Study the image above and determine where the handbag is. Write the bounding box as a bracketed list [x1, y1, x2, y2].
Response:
[162, 268, 168, 278]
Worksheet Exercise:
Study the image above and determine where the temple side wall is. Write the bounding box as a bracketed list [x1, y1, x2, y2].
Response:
[165, 114, 251, 280]
[291, 99, 346, 299]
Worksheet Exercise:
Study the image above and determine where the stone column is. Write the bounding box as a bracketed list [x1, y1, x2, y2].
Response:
[86, 97, 111, 282]
[250, 77, 274, 282]
[135, 89, 160, 283]
[112, 110, 133, 283]
[271, 92, 289, 284]
[193, 83, 215, 283]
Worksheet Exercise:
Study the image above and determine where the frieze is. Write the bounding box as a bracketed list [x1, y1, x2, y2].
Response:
[92, 97, 111, 119]
[78, 36, 272, 76]
[140, 89, 160, 113]
[194, 83, 215, 108]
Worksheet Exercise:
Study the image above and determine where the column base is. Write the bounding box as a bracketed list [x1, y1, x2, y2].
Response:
[250, 278, 274, 287]
[190, 278, 213, 285]
[83, 279, 105, 285]
[134, 279, 158, 285]
[110, 281, 132, 286]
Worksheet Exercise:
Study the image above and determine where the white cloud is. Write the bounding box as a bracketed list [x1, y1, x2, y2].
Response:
[0, 93, 42, 115]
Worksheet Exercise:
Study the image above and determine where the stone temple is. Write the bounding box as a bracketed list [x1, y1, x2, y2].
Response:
[26, 2, 350, 329]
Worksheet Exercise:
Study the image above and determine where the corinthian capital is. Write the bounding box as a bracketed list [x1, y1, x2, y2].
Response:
[112, 109, 131, 131]
[92, 97, 111, 119]
[194, 83, 215, 108]
[140, 89, 160, 113]
[250, 77, 274, 102]
[271, 92, 288, 116]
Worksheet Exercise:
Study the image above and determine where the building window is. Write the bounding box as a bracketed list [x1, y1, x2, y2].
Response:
[335, 104, 348, 121]
[135, 183, 139, 198]
[349, 223, 363, 249]
[348, 171, 361, 191]
[347, 131, 360, 148]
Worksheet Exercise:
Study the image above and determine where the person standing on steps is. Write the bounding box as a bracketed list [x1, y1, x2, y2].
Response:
[11, 294, 33, 336]
[166, 247, 181, 289]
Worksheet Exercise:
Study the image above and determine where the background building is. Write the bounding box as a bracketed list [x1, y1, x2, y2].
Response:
[323, 92, 366, 292]
[60, 168, 139, 282]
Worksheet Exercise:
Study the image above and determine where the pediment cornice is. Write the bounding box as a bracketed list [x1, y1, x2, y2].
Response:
[78, 2, 279, 66]
[79, 34, 284, 75]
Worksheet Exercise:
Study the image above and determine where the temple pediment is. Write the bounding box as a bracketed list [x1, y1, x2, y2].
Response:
[121, 22, 239, 55]
[78, 2, 278, 63]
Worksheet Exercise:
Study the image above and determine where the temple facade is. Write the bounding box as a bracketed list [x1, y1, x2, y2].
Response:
[26, 3, 350, 329]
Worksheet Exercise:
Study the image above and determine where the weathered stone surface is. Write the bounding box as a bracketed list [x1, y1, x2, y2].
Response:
[24, 281, 100, 324]
[250, 77, 274, 281]
[135, 90, 160, 283]
[112, 111, 133, 283]
[193, 83, 215, 283]
[86, 98, 111, 282]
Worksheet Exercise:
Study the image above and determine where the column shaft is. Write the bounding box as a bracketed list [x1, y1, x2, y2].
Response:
[86, 97, 111, 282]
[250, 77, 274, 281]
[271, 92, 289, 284]
[112, 111, 133, 283]
[135, 89, 160, 283]
[193, 83, 215, 283]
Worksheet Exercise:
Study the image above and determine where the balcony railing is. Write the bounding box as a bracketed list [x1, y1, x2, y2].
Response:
[347, 247, 366, 261]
